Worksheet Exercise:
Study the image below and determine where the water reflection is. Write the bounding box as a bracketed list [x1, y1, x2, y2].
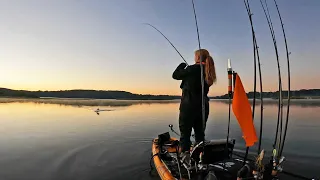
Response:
[0, 100, 319, 179]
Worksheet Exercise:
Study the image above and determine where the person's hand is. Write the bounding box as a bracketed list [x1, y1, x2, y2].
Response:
[177, 62, 187, 69]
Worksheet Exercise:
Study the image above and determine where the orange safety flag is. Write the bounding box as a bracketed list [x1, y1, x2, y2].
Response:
[232, 73, 258, 147]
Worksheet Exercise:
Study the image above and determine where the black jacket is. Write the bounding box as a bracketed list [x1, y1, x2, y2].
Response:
[172, 63, 209, 111]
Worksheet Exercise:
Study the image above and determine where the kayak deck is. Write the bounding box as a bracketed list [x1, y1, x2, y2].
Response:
[151, 132, 248, 180]
[152, 137, 182, 180]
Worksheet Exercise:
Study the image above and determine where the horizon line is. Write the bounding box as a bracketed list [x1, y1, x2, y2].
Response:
[1, 87, 319, 97]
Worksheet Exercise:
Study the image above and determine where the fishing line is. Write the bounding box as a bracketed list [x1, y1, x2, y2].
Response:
[259, 0, 283, 159]
[143, 23, 188, 65]
[191, 0, 206, 136]
[273, 0, 291, 158]
[243, 0, 264, 155]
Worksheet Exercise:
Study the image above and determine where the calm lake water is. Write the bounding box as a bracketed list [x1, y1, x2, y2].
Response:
[0, 99, 319, 180]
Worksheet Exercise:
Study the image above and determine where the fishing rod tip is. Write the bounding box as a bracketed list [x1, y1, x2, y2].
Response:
[142, 23, 151, 26]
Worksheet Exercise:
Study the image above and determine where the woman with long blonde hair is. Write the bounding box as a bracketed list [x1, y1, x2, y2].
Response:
[172, 48, 216, 163]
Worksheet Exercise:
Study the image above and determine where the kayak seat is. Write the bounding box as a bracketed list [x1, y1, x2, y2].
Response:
[190, 139, 235, 164]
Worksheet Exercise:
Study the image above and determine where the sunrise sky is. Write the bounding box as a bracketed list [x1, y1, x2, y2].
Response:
[0, 0, 319, 96]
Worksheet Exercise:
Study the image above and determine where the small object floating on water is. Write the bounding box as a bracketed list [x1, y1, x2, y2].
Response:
[80, 106, 114, 115]
[94, 108, 113, 112]
[93, 108, 114, 115]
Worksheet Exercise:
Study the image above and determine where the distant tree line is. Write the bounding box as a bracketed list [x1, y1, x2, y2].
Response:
[211, 89, 320, 99]
[0, 88, 180, 100]
[1, 88, 319, 100]
[0, 88, 39, 98]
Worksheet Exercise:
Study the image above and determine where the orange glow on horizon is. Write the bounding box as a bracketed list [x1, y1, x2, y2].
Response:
[2, 73, 318, 97]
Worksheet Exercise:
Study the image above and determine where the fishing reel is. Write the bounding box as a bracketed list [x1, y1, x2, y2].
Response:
[270, 156, 285, 179]
[237, 150, 268, 180]
[256, 152, 285, 180]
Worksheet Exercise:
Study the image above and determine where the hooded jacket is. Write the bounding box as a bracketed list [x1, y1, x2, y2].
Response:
[172, 63, 209, 111]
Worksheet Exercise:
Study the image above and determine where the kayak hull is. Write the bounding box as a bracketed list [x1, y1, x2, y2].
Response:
[152, 137, 179, 180]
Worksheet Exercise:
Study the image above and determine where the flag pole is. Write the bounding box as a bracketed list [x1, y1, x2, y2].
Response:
[226, 59, 233, 157]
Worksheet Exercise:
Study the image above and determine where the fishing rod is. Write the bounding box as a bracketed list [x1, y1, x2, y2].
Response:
[264, 0, 285, 160]
[244, 2, 313, 179]
[191, 0, 206, 137]
[242, 0, 255, 163]
[259, 0, 284, 161]
[243, 0, 264, 157]
[264, 0, 284, 157]
[273, 0, 291, 158]
[143, 23, 188, 65]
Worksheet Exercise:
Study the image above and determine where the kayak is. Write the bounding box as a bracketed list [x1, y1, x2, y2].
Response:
[151, 131, 250, 180]
[151, 136, 178, 180]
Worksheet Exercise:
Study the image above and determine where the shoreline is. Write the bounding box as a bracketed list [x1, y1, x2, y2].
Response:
[0, 97, 180, 107]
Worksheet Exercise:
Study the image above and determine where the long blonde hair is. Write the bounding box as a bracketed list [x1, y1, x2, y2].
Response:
[195, 49, 217, 87]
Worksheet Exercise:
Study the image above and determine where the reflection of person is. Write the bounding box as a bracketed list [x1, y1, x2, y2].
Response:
[172, 49, 217, 162]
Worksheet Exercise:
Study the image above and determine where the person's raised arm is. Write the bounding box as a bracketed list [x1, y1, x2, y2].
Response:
[172, 63, 191, 80]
